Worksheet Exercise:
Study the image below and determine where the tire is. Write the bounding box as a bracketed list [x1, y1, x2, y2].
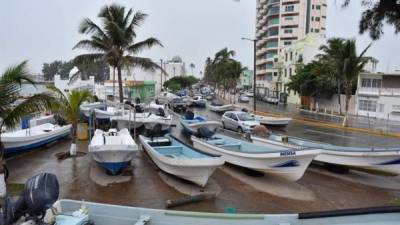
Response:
[238, 127, 243, 133]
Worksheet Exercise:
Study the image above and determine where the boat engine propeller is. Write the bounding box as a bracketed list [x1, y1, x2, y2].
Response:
[0, 173, 59, 225]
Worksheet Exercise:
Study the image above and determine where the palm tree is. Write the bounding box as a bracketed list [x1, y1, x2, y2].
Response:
[318, 38, 345, 114]
[48, 87, 92, 155]
[0, 61, 56, 196]
[189, 63, 195, 75]
[73, 3, 163, 103]
[341, 39, 371, 126]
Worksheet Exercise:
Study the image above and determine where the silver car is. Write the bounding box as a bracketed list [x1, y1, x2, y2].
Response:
[221, 111, 260, 133]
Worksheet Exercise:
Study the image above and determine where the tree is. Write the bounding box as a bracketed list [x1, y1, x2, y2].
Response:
[73, 3, 163, 103]
[189, 63, 195, 75]
[42, 60, 74, 81]
[48, 86, 92, 155]
[76, 60, 110, 82]
[0, 61, 56, 196]
[163, 76, 199, 92]
[318, 38, 346, 114]
[342, 0, 400, 40]
[341, 39, 371, 126]
[287, 61, 336, 109]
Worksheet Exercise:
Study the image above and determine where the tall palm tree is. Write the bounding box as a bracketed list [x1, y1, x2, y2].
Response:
[189, 63, 195, 75]
[48, 87, 92, 155]
[0, 61, 56, 196]
[318, 38, 345, 114]
[341, 39, 371, 126]
[73, 3, 163, 103]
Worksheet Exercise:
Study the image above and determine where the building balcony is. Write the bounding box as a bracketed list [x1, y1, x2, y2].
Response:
[267, 0, 280, 6]
[358, 87, 400, 96]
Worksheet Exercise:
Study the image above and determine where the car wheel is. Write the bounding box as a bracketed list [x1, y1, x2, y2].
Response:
[238, 127, 243, 133]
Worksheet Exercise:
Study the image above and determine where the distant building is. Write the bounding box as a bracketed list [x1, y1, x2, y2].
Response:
[356, 71, 400, 121]
[361, 57, 379, 73]
[164, 56, 187, 78]
[264, 33, 326, 104]
[54, 67, 95, 96]
[255, 0, 327, 90]
[239, 69, 254, 90]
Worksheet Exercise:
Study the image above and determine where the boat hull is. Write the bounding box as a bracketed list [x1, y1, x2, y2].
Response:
[90, 149, 136, 175]
[139, 135, 224, 187]
[254, 116, 291, 127]
[192, 136, 318, 181]
[209, 104, 235, 112]
[252, 136, 400, 175]
[180, 121, 221, 135]
[2, 124, 71, 155]
[53, 199, 400, 225]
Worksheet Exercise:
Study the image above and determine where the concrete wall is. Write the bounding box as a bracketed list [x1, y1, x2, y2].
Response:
[311, 94, 356, 115]
[382, 76, 400, 88]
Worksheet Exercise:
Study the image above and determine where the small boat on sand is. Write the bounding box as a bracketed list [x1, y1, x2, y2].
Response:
[139, 134, 224, 186]
[180, 113, 221, 136]
[251, 134, 400, 175]
[209, 100, 235, 113]
[254, 115, 292, 127]
[191, 133, 319, 181]
[1, 123, 71, 156]
[89, 128, 138, 174]
[52, 199, 400, 225]
[80, 102, 119, 120]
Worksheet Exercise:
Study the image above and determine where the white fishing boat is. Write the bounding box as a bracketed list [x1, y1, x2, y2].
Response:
[89, 128, 138, 175]
[191, 133, 319, 181]
[251, 134, 400, 175]
[180, 114, 221, 135]
[142, 113, 172, 135]
[52, 199, 400, 225]
[209, 100, 235, 112]
[80, 102, 119, 120]
[1, 123, 71, 155]
[110, 111, 149, 129]
[139, 135, 224, 187]
[254, 115, 292, 127]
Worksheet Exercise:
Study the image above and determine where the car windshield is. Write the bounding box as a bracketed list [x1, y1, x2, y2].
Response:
[237, 113, 254, 121]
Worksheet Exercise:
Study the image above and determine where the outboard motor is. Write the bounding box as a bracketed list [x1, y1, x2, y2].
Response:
[0, 173, 59, 225]
[195, 127, 215, 139]
[158, 108, 166, 117]
[135, 104, 144, 113]
[241, 108, 248, 113]
[184, 110, 194, 120]
[148, 123, 163, 141]
[135, 97, 141, 104]
[155, 99, 160, 105]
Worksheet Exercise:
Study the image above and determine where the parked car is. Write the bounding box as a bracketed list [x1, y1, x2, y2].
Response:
[238, 95, 250, 103]
[169, 97, 187, 112]
[221, 111, 260, 133]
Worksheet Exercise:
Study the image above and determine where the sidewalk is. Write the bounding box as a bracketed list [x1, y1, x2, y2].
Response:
[219, 93, 400, 137]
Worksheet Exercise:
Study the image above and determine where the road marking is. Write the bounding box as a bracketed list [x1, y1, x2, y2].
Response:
[304, 129, 356, 140]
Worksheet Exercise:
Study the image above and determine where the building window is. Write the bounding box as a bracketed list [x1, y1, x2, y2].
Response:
[289, 68, 292, 76]
[379, 104, 385, 113]
[361, 78, 381, 88]
[284, 69, 287, 77]
[311, 16, 314, 21]
[284, 29, 293, 33]
[359, 100, 377, 112]
[285, 17, 294, 20]
[316, 5, 321, 10]
[284, 41, 292, 45]
[273, 72, 278, 76]
[315, 17, 320, 22]
[315, 29, 320, 33]
[312, 4, 314, 9]
[285, 5, 294, 12]
[310, 28, 313, 32]
[285, 53, 288, 61]
[290, 52, 293, 61]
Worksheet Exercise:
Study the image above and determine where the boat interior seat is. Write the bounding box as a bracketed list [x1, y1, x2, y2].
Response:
[154, 146, 183, 156]
[148, 140, 172, 147]
[220, 143, 242, 151]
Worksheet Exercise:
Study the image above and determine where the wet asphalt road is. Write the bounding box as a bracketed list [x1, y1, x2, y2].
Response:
[6, 103, 400, 213]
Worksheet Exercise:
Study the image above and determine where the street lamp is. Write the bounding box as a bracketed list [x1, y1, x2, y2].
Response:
[241, 37, 257, 112]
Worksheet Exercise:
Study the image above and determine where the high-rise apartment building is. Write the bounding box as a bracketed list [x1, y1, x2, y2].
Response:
[255, 0, 327, 96]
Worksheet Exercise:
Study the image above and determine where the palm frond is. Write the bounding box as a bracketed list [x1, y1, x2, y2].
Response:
[126, 37, 163, 54]
[73, 53, 105, 65]
[123, 56, 162, 73]
[2, 93, 56, 128]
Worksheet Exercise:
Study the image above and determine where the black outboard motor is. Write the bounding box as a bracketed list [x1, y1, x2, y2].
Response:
[1, 173, 59, 225]
[158, 107, 166, 117]
[241, 108, 248, 113]
[184, 110, 194, 120]
[135, 104, 144, 113]
[135, 97, 141, 104]
[195, 127, 215, 139]
[148, 123, 163, 141]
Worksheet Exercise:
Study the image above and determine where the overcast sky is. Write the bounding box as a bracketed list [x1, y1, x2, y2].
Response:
[0, 0, 399, 76]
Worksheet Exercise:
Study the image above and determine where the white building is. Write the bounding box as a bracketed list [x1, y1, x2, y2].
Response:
[54, 67, 95, 96]
[356, 70, 400, 121]
[255, 0, 327, 91]
[275, 33, 326, 104]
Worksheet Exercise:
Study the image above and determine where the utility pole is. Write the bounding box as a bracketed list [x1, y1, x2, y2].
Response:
[160, 59, 163, 93]
[242, 37, 257, 112]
